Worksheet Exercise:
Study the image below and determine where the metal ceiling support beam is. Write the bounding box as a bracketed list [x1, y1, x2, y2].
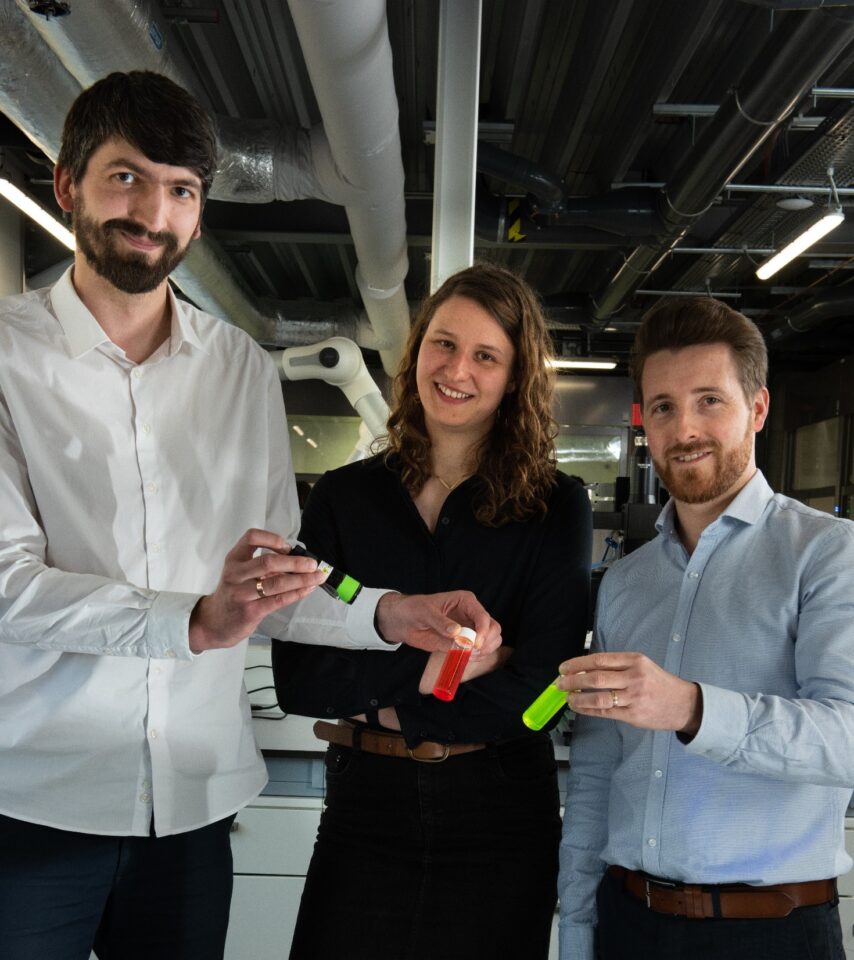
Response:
[615, 180, 854, 196]
[287, 0, 411, 375]
[430, 0, 482, 292]
[590, 8, 854, 323]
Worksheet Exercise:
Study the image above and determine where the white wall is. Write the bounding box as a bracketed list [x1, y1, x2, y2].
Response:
[0, 200, 23, 296]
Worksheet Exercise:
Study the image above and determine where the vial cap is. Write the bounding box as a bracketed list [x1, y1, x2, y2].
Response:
[456, 626, 477, 648]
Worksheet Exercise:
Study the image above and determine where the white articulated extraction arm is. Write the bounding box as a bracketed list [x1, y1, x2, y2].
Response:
[268, 337, 389, 442]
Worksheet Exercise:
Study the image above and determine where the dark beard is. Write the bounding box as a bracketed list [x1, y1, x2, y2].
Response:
[72, 201, 190, 295]
[653, 421, 753, 505]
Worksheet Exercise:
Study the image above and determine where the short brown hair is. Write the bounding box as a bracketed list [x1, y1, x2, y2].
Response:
[58, 71, 217, 197]
[629, 297, 767, 402]
[384, 261, 558, 526]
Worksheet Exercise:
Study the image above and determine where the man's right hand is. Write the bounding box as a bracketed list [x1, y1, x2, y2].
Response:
[188, 529, 327, 653]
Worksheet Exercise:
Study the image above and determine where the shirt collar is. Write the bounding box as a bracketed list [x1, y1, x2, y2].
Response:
[50, 267, 206, 359]
[655, 469, 773, 537]
[50, 267, 109, 358]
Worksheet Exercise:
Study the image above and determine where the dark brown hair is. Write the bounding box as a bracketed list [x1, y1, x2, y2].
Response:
[629, 297, 768, 401]
[58, 71, 217, 197]
[384, 262, 558, 526]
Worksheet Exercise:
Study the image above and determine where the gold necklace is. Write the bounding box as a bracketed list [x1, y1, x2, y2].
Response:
[433, 473, 471, 492]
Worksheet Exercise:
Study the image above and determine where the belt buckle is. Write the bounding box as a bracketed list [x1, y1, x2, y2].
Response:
[644, 875, 678, 909]
[407, 743, 450, 763]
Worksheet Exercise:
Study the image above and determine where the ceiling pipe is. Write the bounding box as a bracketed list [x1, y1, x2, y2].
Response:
[589, 8, 854, 323]
[475, 144, 664, 244]
[286, 0, 411, 376]
[767, 288, 854, 341]
[477, 142, 565, 206]
[738, 1, 854, 8]
[475, 184, 664, 246]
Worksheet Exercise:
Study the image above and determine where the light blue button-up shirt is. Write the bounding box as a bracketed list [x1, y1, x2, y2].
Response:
[558, 471, 854, 960]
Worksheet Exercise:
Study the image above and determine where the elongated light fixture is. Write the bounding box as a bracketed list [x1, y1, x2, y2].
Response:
[756, 166, 844, 281]
[547, 358, 617, 371]
[755, 208, 844, 280]
[0, 177, 75, 250]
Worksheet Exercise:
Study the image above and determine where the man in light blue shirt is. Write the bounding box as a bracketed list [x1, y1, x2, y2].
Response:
[558, 296, 853, 960]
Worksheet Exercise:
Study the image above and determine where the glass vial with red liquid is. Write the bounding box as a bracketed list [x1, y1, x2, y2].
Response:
[432, 627, 477, 701]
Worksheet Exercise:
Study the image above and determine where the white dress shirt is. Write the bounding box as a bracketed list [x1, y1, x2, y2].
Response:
[0, 268, 390, 836]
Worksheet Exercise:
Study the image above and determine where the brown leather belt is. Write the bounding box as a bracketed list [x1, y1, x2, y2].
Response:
[609, 866, 837, 920]
[313, 719, 486, 763]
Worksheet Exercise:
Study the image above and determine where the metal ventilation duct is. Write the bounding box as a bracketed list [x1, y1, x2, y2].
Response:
[589, 7, 854, 323]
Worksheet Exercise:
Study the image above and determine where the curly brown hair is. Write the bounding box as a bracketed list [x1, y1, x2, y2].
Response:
[384, 262, 558, 526]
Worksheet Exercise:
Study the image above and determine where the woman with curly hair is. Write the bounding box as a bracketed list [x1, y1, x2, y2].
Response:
[273, 261, 592, 960]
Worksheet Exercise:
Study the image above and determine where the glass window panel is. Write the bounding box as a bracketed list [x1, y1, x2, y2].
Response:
[792, 417, 839, 489]
[555, 428, 624, 487]
[287, 415, 364, 475]
[802, 495, 839, 517]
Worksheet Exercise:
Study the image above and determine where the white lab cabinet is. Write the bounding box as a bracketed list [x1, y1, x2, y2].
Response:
[224, 796, 322, 960]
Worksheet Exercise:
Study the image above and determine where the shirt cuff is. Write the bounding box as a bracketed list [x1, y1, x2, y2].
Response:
[683, 682, 749, 761]
[345, 587, 400, 652]
[558, 921, 595, 960]
[144, 591, 198, 660]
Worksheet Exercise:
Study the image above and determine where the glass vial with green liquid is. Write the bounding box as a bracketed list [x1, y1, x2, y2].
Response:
[289, 544, 362, 604]
[522, 677, 568, 730]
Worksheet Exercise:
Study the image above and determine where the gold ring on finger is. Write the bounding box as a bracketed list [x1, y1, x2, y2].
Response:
[256, 578, 267, 599]
[611, 689, 620, 708]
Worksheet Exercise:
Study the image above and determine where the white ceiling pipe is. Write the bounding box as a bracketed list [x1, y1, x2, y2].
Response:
[286, 0, 411, 376]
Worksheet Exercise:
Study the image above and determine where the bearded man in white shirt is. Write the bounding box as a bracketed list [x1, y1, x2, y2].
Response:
[0, 71, 500, 960]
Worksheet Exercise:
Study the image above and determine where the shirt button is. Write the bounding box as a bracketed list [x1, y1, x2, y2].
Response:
[440, 517, 450, 526]
[140, 792, 152, 803]
[672, 633, 681, 643]
[165, 650, 176, 659]
[146, 482, 158, 494]
[369, 698, 379, 707]
[149, 729, 158, 739]
[688, 571, 699, 579]
[132, 368, 142, 379]
[142, 423, 152, 435]
[152, 666, 162, 674]
[150, 543, 161, 554]
[648, 837, 657, 847]
[142, 780, 151, 789]
[654, 769, 663, 778]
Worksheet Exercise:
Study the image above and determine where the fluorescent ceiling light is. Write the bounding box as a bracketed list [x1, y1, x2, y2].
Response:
[0, 177, 75, 250]
[548, 358, 617, 371]
[755, 208, 844, 280]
